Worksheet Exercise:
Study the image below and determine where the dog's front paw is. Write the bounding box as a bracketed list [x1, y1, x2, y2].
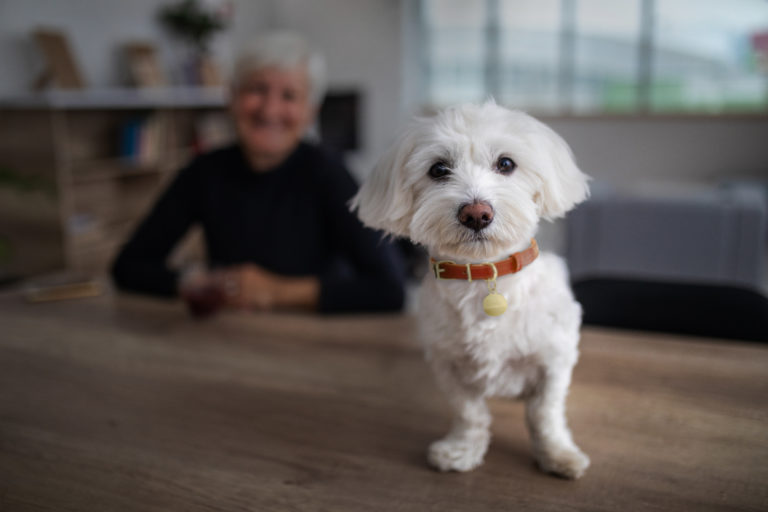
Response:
[428, 436, 489, 472]
[535, 445, 590, 480]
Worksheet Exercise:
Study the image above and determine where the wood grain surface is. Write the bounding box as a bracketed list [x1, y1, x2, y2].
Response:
[0, 292, 766, 511]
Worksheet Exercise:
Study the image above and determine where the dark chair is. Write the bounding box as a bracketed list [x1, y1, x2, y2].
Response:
[574, 278, 768, 342]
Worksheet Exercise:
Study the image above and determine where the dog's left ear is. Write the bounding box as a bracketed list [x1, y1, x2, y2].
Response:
[350, 129, 418, 238]
[527, 119, 590, 220]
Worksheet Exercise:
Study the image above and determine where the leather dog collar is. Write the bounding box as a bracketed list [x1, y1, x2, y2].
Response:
[431, 239, 539, 281]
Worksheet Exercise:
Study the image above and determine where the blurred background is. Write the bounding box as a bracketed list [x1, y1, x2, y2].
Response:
[0, 0, 766, 339]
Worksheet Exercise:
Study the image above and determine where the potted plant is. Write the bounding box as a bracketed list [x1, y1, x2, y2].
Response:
[159, 0, 231, 85]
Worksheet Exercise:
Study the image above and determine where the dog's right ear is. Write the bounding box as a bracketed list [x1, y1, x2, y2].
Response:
[350, 132, 417, 238]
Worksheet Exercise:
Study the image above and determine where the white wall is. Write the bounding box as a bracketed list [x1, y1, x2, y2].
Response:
[545, 116, 768, 190]
[0, 0, 266, 92]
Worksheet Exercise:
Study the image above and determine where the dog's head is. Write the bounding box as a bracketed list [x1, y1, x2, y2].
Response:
[351, 101, 590, 260]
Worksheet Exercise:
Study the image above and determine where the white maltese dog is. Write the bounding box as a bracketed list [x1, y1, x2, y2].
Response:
[352, 101, 591, 479]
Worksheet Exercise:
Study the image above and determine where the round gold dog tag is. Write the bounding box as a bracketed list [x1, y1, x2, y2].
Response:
[483, 292, 507, 316]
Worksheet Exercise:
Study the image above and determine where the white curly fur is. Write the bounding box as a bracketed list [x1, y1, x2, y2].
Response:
[352, 101, 591, 478]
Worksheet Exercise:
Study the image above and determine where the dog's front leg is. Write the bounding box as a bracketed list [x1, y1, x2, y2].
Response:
[427, 366, 491, 472]
[525, 366, 589, 479]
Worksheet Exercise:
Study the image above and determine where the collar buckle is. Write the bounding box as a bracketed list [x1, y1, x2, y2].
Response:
[433, 260, 455, 280]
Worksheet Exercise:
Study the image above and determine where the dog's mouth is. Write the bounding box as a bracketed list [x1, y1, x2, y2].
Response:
[457, 225, 492, 244]
[467, 232, 489, 243]
[450, 229, 495, 253]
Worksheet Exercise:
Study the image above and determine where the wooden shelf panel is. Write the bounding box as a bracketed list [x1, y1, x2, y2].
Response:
[0, 87, 227, 110]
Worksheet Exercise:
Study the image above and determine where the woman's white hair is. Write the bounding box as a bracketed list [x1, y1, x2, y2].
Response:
[232, 31, 327, 106]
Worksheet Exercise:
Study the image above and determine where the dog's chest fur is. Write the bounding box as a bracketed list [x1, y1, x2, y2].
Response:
[417, 252, 581, 397]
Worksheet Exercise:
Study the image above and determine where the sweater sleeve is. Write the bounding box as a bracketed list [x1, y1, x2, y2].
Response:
[315, 157, 406, 314]
[111, 162, 200, 297]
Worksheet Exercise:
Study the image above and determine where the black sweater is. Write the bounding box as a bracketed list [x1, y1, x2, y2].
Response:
[111, 142, 405, 313]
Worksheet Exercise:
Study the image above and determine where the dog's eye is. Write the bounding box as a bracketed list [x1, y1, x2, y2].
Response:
[428, 162, 451, 180]
[496, 156, 517, 175]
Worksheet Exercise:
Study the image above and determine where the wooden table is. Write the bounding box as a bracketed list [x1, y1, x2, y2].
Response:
[1, 291, 767, 511]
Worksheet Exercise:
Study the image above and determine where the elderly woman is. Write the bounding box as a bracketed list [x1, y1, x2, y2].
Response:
[111, 33, 405, 314]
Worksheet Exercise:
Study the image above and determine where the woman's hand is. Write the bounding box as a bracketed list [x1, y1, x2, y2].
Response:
[215, 264, 320, 312]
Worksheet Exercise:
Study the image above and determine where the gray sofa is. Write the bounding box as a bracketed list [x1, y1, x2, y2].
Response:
[566, 182, 768, 341]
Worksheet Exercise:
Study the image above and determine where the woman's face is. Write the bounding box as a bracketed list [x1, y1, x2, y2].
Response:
[231, 66, 315, 170]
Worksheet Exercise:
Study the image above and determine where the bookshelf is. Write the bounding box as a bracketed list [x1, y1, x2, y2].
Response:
[0, 87, 234, 282]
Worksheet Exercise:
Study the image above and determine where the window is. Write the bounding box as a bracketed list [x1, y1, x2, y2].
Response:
[652, 0, 768, 112]
[423, 0, 489, 105]
[419, 0, 768, 113]
[497, 0, 561, 110]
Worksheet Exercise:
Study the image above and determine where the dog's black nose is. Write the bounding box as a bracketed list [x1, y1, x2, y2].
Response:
[458, 201, 494, 231]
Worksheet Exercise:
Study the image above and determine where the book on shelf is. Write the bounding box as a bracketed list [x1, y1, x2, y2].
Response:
[119, 114, 163, 168]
